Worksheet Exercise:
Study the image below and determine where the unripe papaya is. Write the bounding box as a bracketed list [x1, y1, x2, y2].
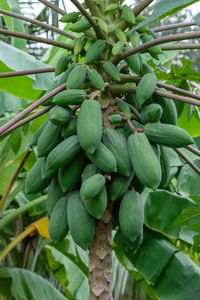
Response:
[84, 39, 93, 52]
[62, 117, 77, 137]
[98, 19, 108, 32]
[83, 186, 107, 220]
[53, 89, 86, 106]
[43, 81, 60, 106]
[67, 65, 86, 89]
[140, 103, 163, 124]
[119, 191, 144, 242]
[69, 17, 91, 32]
[108, 114, 122, 125]
[59, 12, 79, 23]
[126, 93, 141, 112]
[123, 120, 143, 138]
[142, 34, 163, 55]
[109, 171, 134, 201]
[115, 28, 127, 43]
[67, 191, 95, 250]
[49, 196, 68, 243]
[122, 5, 135, 24]
[30, 120, 48, 147]
[49, 106, 72, 125]
[86, 142, 117, 173]
[46, 135, 81, 171]
[102, 128, 132, 177]
[25, 158, 50, 194]
[130, 31, 140, 47]
[87, 68, 105, 91]
[124, 47, 141, 75]
[74, 38, 86, 56]
[37, 121, 61, 157]
[103, 61, 121, 81]
[159, 146, 170, 188]
[144, 123, 194, 147]
[128, 133, 161, 190]
[55, 56, 69, 76]
[117, 101, 131, 119]
[105, 3, 118, 11]
[77, 100, 102, 154]
[154, 94, 178, 125]
[59, 63, 76, 84]
[81, 164, 98, 182]
[84, 40, 106, 64]
[80, 174, 105, 200]
[112, 41, 124, 56]
[41, 158, 56, 180]
[58, 153, 85, 193]
[47, 176, 64, 216]
[136, 73, 157, 104]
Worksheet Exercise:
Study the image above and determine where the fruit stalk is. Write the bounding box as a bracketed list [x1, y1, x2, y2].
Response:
[174, 148, 200, 175]
[0, 67, 55, 78]
[89, 199, 113, 300]
[38, 0, 66, 15]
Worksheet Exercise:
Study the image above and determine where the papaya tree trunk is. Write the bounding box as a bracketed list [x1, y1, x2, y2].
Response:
[89, 199, 113, 300]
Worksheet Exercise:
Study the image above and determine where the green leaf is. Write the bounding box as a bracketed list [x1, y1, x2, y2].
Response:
[0, 91, 28, 115]
[172, 206, 200, 226]
[0, 268, 67, 300]
[195, 12, 200, 26]
[177, 105, 200, 137]
[134, 0, 199, 30]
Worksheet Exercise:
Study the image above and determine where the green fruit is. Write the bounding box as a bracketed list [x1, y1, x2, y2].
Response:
[46, 135, 81, 171]
[83, 186, 107, 220]
[37, 120, 61, 157]
[128, 133, 161, 190]
[49, 196, 68, 243]
[155, 94, 178, 125]
[144, 123, 194, 147]
[136, 73, 157, 104]
[80, 174, 105, 199]
[140, 103, 163, 124]
[59, 63, 76, 84]
[102, 128, 132, 177]
[69, 18, 91, 32]
[123, 120, 143, 138]
[142, 34, 163, 55]
[47, 176, 64, 216]
[151, 143, 160, 159]
[67, 191, 95, 250]
[77, 100, 102, 154]
[49, 106, 72, 125]
[62, 117, 77, 137]
[55, 56, 69, 76]
[119, 190, 144, 242]
[125, 47, 141, 74]
[43, 81, 61, 106]
[41, 158, 56, 180]
[25, 158, 50, 194]
[159, 146, 170, 188]
[105, 3, 118, 11]
[112, 41, 124, 56]
[87, 68, 105, 91]
[126, 93, 141, 112]
[74, 38, 86, 56]
[117, 101, 131, 119]
[30, 120, 48, 147]
[81, 164, 98, 182]
[59, 12, 80, 23]
[130, 31, 140, 47]
[109, 171, 134, 201]
[98, 19, 108, 33]
[84, 40, 106, 64]
[58, 153, 85, 193]
[103, 61, 121, 81]
[53, 89, 86, 106]
[141, 63, 153, 75]
[115, 28, 127, 43]
[122, 5, 135, 24]
[67, 65, 86, 89]
[86, 142, 117, 173]
[108, 114, 122, 125]
[132, 175, 144, 194]
[84, 39, 93, 52]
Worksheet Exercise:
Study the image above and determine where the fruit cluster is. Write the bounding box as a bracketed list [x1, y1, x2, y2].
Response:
[25, 5, 194, 251]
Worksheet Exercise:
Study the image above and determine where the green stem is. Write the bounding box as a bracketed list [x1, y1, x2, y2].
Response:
[0, 195, 47, 232]
[152, 21, 195, 33]
[38, 0, 66, 15]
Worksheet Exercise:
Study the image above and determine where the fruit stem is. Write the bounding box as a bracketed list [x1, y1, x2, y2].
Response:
[0, 67, 55, 78]
[174, 148, 200, 175]
[84, 0, 102, 18]
[38, 0, 66, 15]
[161, 44, 200, 51]
[133, 0, 155, 16]
[186, 145, 200, 158]
[152, 21, 195, 33]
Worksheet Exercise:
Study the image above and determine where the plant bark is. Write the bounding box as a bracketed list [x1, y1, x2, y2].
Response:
[89, 199, 113, 300]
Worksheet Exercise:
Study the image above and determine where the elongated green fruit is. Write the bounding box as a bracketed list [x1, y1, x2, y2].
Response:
[37, 121, 61, 157]
[144, 123, 194, 147]
[103, 61, 121, 81]
[122, 5, 135, 24]
[59, 12, 79, 23]
[98, 19, 108, 33]
[41, 158, 56, 180]
[130, 31, 140, 47]
[49, 106, 72, 125]
[58, 153, 85, 193]
[84, 40, 106, 64]
[53, 89, 85, 106]
[59, 63, 76, 84]
[77, 100, 102, 154]
[109, 171, 134, 201]
[125, 47, 140, 74]
[159, 146, 170, 188]
[102, 128, 132, 177]
[81, 164, 98, 182]
[155, 94, 177, 125]
[55, 56, 69, 76]
[105, 3, 118, 11]
[43, 81, 61, 106]
[142, 34, 163, 55]
[25, 158, 50, 194]
[47, 176, 64, 216]
[46, 135, 81, 171]
[126, 93, 141, 112]
[136, 73, 157, 104]
[69, 18, 91, 32]
[84, 186, 107, 220]
[123, 120, 143, 138]
[112, 41, 124, 56]
[30, 120, 48, 147]
[67, 191, 95, 250]
[87, 68, 105, 91]
[84, 39, 93, 52]
[115, 28, 127, 43]
[140, 103, 163, 124]
[74, 38, 86, 56]
[67, 65, 86, 89]
[119, 191, 144, 242]
[62, 117, 77, 137]
[49, 196, 68, 243]
[117, 101, 131, 119]
[80, 174, 105, 199]
[87, 142, 117, 173]
[108, 114, 122, 125]
[128, 133, 161, 190]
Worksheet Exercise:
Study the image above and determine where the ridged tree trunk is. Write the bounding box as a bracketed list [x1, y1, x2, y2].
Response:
[89, 199, 113, 300]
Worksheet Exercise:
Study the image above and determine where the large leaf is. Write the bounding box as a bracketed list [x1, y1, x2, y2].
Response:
[0, 90, 28, 115]
[177, 105, 200, 137]
[134, 0, 199, 29]
[0, 268, 67, 300]
[0, 0, 26, 50]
